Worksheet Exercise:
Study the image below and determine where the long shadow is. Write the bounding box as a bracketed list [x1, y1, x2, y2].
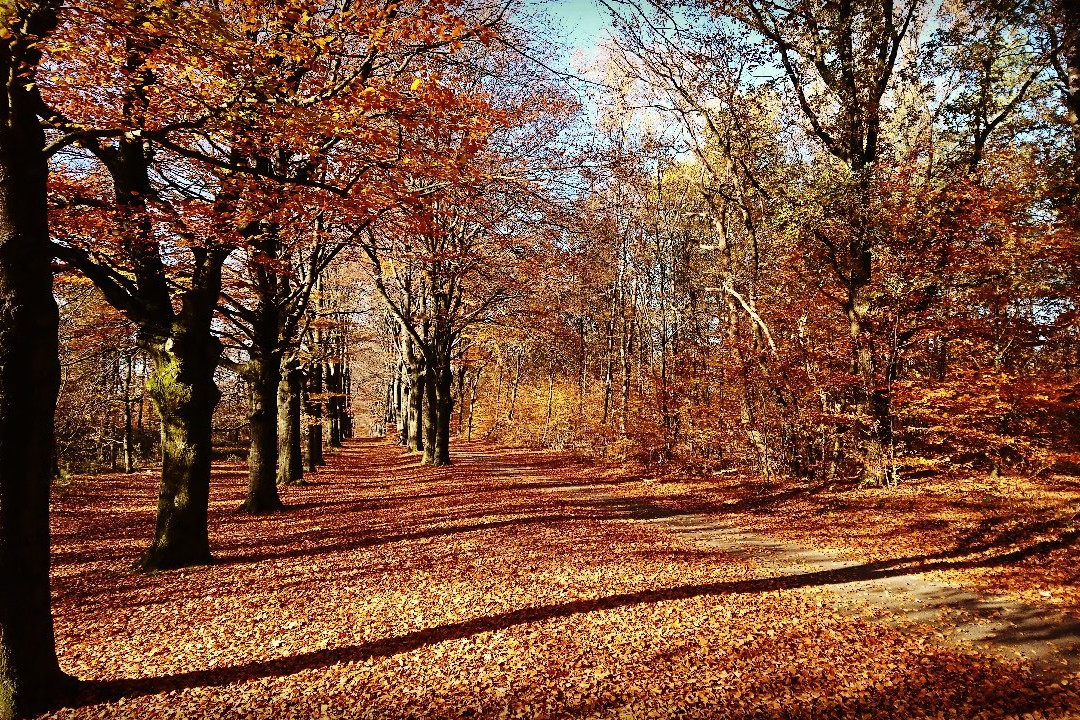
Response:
[66, 541, 1080, 710]
[216, 514, 591, 565]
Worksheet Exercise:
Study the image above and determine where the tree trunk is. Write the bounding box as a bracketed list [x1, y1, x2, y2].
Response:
[407, 362, 425, 453]
[434, 365, 453, 466]
[508, 350, 522, 422]
[1059, 3, 1080, 185]
[0, 44, 73, 716]
[278, 357, 304, 486]
[244, 352, 284, 514]
[422, 364, 438, 465]
[305, 359, 325, 470]
[326, 361, 342, 448]
[397, 362, 409, 445]
[455, 365, 466, 433]
[467, 368, 480, 443]
[846, 181, 893, 487]
[341, 365, 352, 439]
[123, 354, 135, 473]
[141, 330, 221, 570]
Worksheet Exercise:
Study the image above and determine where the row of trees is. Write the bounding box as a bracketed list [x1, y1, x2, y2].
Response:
[0, 0, 572, 714]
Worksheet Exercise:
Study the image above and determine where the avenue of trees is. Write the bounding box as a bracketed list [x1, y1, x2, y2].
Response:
[0, 0, 1077, 718]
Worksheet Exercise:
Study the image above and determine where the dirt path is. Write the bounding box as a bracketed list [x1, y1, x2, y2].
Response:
[546, 482, 1080, 675]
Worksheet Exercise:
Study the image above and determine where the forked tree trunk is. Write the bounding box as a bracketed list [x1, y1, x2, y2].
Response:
[0, 49, 73, 717]
[277, 357, 303, 486]
[244, 352, 284, 514]
[142, 330, 222, 570]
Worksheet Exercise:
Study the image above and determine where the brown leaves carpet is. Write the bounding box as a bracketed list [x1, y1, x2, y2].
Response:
[41, 439, 1080, 719]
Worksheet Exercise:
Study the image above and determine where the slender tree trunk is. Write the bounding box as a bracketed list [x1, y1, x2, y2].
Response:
[579, 319, 587, 418]
[407, 362, 425, 453]
[467, 368, 480, 442]
[544, 359, 555, 444]
[142, 329, 222, 570]
[341, 365, 352, 439]
[399, 376, 410, 447]
[123, 354, 135, 473]
[455, 365, 466, 433]
[620, 316, 632, 437]
[277, 356, 303, 486]
[305, 360, 325, 470]
[508, 351, 522, 422]
[0, 42, 73, 714]
[326, 361, 341, 448]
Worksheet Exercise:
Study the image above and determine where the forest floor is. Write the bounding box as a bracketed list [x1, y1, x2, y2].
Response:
[43, 438, 1080, 720]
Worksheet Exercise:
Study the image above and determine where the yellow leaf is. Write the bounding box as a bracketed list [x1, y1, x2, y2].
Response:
[410, 77, 422, 92]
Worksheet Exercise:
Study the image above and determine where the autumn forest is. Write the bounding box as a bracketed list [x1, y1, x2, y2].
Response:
[1, 0, 1080, 718]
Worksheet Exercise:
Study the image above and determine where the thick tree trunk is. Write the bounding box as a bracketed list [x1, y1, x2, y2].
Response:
[277, 357, 304, 486]
[0, 56, 72, 718]
[434, 365, 454, 466]
[422, 365, 438, 465]
[846, 185, 893, 487]
[142, 331, 221, 570]
[244, 352, 284, 514]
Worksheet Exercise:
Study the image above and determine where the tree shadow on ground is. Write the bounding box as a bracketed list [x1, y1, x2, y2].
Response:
[63, 524, 1080, 710]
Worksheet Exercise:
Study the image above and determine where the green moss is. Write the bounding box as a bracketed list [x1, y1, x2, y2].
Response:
[145, 352, 192, 409]
[0, 669, 16, 720]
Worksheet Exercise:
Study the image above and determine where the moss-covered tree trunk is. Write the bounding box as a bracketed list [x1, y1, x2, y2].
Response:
[0, 12, 73, 711]
[277, 356, 303, 486]
[142, 327, 222, 570]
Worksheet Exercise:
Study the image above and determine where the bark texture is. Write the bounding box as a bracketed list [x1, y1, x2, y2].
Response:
[0, 9, 71, 711]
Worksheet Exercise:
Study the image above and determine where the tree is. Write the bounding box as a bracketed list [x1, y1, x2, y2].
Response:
[0, 0, 74, 714]
[48, 0, 508, 564]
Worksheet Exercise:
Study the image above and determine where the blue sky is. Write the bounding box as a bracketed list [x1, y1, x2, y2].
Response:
[538, 0, 609, 48]
[525, 0, 612, 71]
